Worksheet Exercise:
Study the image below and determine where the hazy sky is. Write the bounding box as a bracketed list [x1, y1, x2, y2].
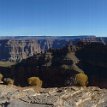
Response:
[0, 0, 107, 36]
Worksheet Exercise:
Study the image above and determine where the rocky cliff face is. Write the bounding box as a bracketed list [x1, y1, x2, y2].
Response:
[0, 39, 68, 62]
[0, 39, 107, 88]
[76, 42, 107, 88]
[0, 85, 107, 107]
[0, 36, 104, 62]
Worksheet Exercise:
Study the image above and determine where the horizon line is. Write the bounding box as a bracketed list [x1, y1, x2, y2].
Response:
[0, 35, 106, 37]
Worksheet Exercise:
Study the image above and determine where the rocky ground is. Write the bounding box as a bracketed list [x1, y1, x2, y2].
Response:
[0, 85, 107, 107]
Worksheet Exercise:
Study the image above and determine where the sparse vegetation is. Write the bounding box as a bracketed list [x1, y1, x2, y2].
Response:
[28, 77, 42, 87]
[75, 72, 88, 86]
[4, 78, 14, 85]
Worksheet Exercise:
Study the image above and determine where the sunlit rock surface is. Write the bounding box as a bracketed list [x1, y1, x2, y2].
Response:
[0, 85, 107, 107]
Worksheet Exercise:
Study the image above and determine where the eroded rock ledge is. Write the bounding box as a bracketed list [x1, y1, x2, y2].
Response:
[0, 85, 107, 107]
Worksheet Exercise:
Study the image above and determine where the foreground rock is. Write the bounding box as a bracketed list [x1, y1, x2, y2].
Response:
[0, 85, 107, 107]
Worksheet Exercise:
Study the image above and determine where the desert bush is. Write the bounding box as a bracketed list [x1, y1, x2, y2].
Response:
[0, 73, 3, 81]
[4, 78, 14, 85]
[75, 72, 88, 86]
[28, 77, 42, 87]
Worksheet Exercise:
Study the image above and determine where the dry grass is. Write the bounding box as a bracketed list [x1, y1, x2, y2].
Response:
[28, 77, 42, 87]
[4, 78, 14, 85]
[75, 72, 88, 86]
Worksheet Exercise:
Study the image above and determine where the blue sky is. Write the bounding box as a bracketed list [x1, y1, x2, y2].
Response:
[0, 0, 107, 36]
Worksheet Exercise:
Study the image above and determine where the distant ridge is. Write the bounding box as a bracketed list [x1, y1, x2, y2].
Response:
[0, 35, 96, 40]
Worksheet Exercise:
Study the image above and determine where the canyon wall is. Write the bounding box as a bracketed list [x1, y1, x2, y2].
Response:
[0, 36, 104, 62]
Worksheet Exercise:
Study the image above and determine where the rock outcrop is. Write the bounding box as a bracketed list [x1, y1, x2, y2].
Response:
[0, 85, 107, 107]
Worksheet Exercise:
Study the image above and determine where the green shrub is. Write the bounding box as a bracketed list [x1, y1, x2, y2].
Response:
[0, 73, 3, 81]
[28, 77, 42, 87]
[75, 72, 88, 86]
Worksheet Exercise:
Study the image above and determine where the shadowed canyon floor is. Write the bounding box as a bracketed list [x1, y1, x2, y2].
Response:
[0, 85, 107, 107]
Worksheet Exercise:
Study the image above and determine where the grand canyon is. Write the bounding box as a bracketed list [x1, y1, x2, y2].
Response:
[0, 36, 107, 107]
